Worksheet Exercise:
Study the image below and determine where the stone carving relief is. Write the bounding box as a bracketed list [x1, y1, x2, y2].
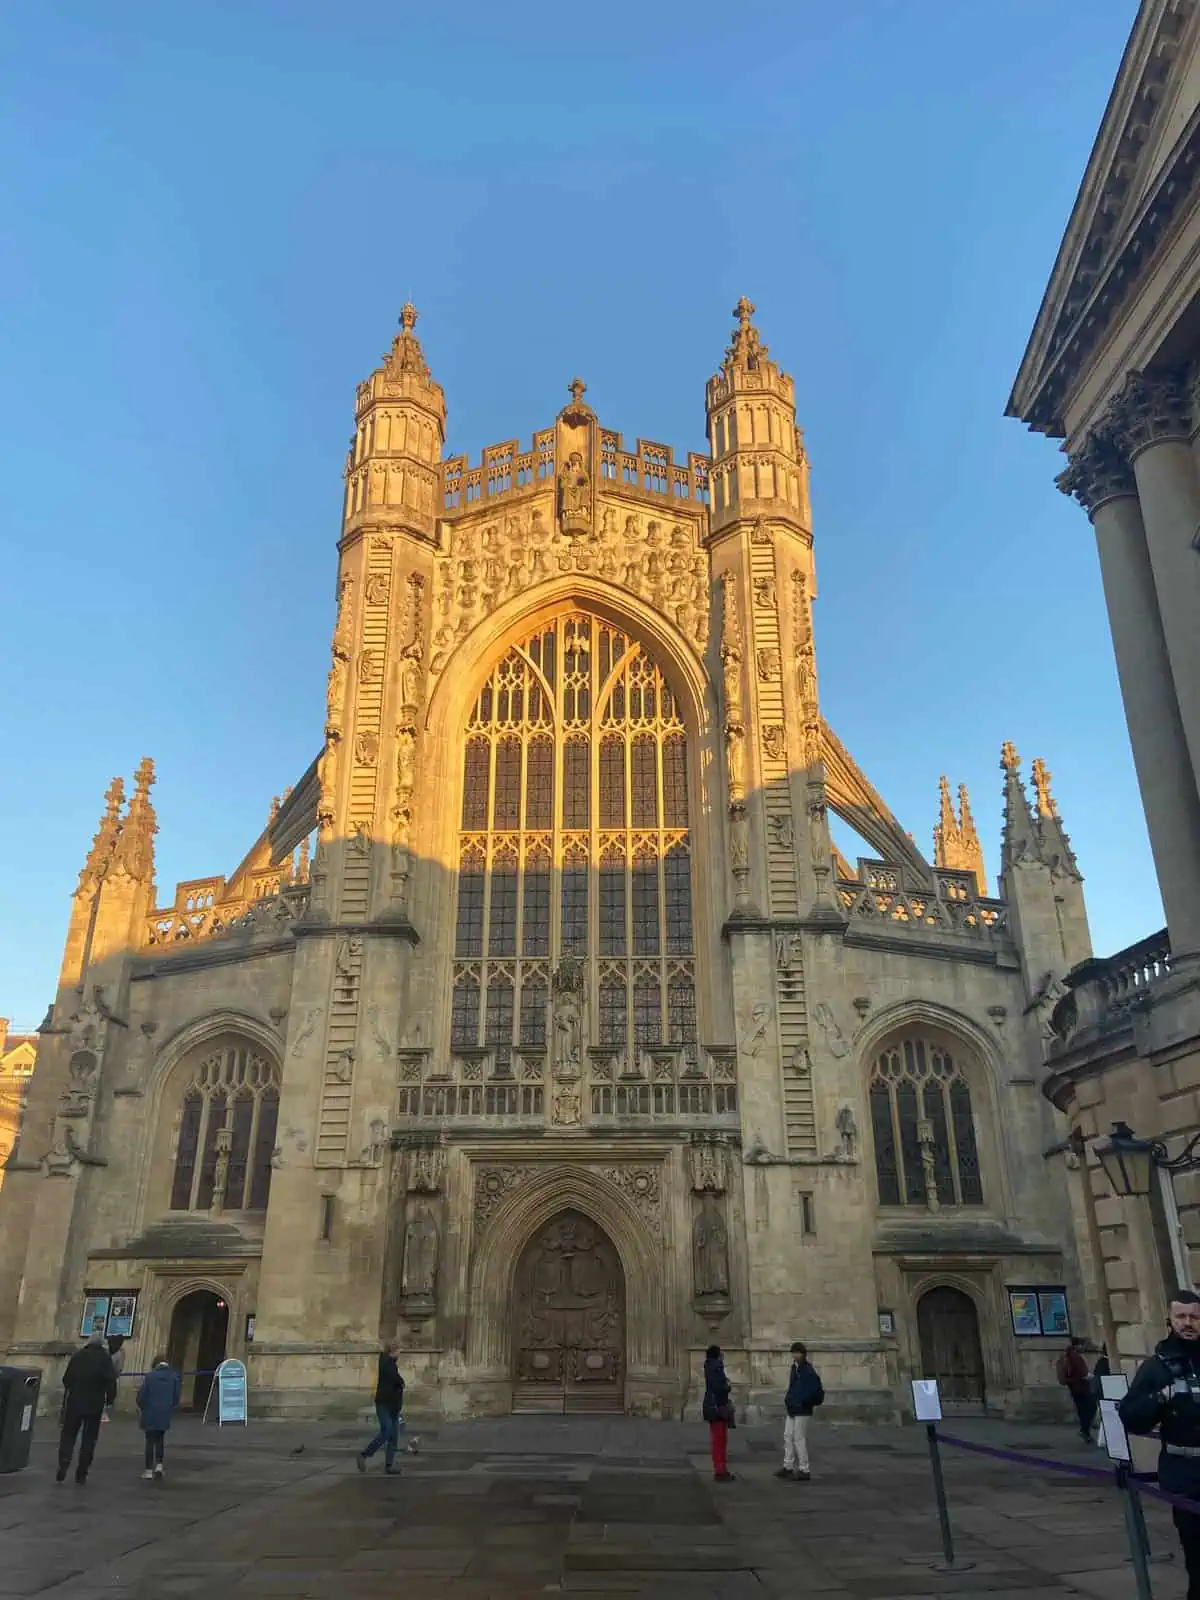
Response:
[833, 1105, 858, 1162]
[332, 574, 354, 658]
[551, 1088, 583, 1127]
[813, 1001, 848, 1058]
[290, 1005, 324, 1057]
[325, 654, 347, 735]
[738, 1001, 771, 1058]
[474, 1164, 535, 1228]
[776, 932, 802, 972]
[753, 575, 776, 609]
[762, 725, 786, 763]
[358, 647, 379, 685]
[769, 815, 795, 852]
[355, 731, 378, 766]
[407, 1140, 445, 1194]
[360, 1115, 389, 1167]
[756, 647, 780, 681]
[428, 506, 709, 686]
[558, 450, 593, 536]
[688, 1137, 728, 1194]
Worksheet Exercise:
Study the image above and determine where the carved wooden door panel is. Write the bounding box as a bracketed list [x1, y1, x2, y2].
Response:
[512, 1210, 625, 1414]
[917, 1286, 986, 1408]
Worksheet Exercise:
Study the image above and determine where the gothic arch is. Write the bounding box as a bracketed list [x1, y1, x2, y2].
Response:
[423, 577, 714, 751]
[467, 1164, 666, 1376]
[136, 1012, 284, 1230]
[856, 1001, 1010, 1216]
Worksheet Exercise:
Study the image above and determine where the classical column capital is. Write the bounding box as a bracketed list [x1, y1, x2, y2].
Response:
[1105, 368, 1192, 460]
[1056, 430, 1136, 517]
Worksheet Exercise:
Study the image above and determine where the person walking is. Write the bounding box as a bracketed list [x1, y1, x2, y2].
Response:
[702, 1344, 735, 1482]
[356, 1339, 405, 1475]
[775, 1341, 824, 1482]
[56, 1331, 117, 1485]
[1120, 1290, 1200, 1600]
[136, 1357, 181, 1480]
[1056, 1337, 1097, 1441]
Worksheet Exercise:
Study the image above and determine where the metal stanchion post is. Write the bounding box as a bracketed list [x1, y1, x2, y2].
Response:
[1117, 1464, 1156, 1600]
[927, 1425, 956, 1569]
[905, 1378, 975, 1574]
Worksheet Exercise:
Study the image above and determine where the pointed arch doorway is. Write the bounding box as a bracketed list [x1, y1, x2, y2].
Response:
[917, 1285, 986, 1410]
[167, 1290, 229, 1412]
[512, 1210, 626, 1415]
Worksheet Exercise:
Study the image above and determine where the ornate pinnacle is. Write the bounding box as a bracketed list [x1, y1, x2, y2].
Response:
[1031, 758, 1059, 820]
[399, 302, 419, 333]
[78, 776, 126, 892]
[1000, 740, 1020, 773]
[958, 784, 978, 837]
[567, 377, 587, 407]
[133, 757, 155, 797]
[112, 758, 158, 882]
[733, 296, 755, 329]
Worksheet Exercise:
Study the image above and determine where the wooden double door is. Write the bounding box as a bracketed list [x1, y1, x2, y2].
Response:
[512, 1210, 625, 1415]
[917, 1285, 986, 1409]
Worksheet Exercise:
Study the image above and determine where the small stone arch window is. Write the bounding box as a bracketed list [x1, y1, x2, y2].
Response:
[169, 1044, 280, 1213]
[869, 1035, 983, 1208]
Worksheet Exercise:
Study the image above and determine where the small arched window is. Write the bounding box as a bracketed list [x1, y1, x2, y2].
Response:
[869, 1035, 983, 1208]
[169, 1044, 280, 1213]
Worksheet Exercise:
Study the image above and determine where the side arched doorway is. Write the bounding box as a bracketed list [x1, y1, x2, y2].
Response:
[917, 1286, 986, 1410]
[512, 1210, 625, 1415]
[167, 1290, 229, 1412]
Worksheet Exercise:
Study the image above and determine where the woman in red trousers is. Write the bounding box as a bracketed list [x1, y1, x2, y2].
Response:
[702, 1344, 735, 1481]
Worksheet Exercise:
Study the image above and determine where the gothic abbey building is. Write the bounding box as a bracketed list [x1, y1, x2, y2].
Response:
[1, 303, 1092, 1419]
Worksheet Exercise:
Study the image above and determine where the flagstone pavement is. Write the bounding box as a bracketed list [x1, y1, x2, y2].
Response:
[0, 1411, 1187, 1599]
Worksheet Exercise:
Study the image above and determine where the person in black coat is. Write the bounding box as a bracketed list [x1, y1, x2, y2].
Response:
[1120, 1290, 1200, 1599]
[356, 1340, 406, 1475]
[775, 1341, 824, 1482]
[702, 1344, 735, 1482]
[57, 1332, 117, 1484]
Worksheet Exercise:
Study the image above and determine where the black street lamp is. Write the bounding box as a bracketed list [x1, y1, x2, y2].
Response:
[1095, 1122, 1162, 1199]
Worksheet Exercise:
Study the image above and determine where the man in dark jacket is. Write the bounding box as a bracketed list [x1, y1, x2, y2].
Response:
[1057, 1338, 1096, 1441]
[57, 1332, 117, 1484]
[356, 1340, 406, 1475]
[775, 1341, 824, 1482]
[1120, 1290, 1200, 1599]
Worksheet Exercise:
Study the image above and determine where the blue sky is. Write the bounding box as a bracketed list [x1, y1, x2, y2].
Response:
[0, 1, 1153, 1024]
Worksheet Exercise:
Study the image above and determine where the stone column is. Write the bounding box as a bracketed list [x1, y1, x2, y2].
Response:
[1107, 371, 1200, 798]
[1059, 431, 1200, 957]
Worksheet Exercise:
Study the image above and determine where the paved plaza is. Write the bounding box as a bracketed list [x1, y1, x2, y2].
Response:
[0, 1412, 1187, 1600]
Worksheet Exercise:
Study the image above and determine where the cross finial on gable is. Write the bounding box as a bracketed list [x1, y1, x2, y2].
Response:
[733, 296, 756, 329]
[568, 377, 587, 407]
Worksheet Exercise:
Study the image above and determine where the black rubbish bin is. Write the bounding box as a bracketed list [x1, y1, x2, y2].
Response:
[0, 1367, 42, 1473]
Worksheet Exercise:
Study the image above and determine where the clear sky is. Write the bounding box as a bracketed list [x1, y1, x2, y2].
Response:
[0, 1, 1154, 1025]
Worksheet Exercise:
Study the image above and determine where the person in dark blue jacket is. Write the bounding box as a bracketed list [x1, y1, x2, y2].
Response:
[775, 1341, 824, 1482]
[702, 1344, 735, 1482]
[357, 1340, 406, 1475]
[136, 1357, 181, 1480]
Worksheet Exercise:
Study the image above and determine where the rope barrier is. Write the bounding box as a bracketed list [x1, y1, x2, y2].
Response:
[936, 1430, 1200, 1518]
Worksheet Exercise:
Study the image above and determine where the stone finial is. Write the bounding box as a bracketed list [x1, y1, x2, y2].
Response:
[725, 295, 767, 367]
[1001, 740, 1020, 773]
[77, 776, 126, 893]
[399, 302, 418, 333]
[568, 377, 587, 406]
[111, 758, 157, 882]
[1031, 758, 1058, 820]
[381, 302, 432, 382]
[933, 776, 987, 896]
[1000, 741, 1040, 870]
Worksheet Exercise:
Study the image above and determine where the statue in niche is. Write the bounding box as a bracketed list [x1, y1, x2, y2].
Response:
[551, 957, 585, 1078]
[325, 655, 347, 732]
[559, 451, 592, 533]
[402, 1205, 439, 1301]
[395, 727, 416, 796]
[693, 1194, 730, 1298]
[835, 1105, 858, 1161]
[399, 637, 423, 713]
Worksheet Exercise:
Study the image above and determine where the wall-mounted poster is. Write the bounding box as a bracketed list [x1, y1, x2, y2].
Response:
[106, 1294, 138, 1339]
[79, 1294, 110, 1337]
[1038, 1291, 1070, 1337]
[1008, 1291, 1042, 1336]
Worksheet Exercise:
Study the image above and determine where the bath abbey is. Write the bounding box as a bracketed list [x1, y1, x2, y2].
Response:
[0, 301, 1095, 1419]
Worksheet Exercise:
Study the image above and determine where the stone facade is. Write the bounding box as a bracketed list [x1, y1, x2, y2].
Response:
[1, 301, 1089, 1421]
[1009, 0, 1200, 1360]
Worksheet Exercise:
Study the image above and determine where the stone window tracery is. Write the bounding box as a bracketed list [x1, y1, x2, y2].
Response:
[869, 1035, 983, 1208]
[452, 611, 696, 1071]
[169, 1044, 280, 1213]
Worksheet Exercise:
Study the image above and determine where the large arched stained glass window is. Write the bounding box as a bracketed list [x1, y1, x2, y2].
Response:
[169, 1043, 280, 1213]
[452, 612, 695, 1072]
[869, 1035, 983, 1208]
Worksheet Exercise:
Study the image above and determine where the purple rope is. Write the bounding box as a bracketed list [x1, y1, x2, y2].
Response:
[936, 1431, 1200, 1518]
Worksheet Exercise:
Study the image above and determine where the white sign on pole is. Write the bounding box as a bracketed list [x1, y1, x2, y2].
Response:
[1101, 1374, 1130, 1400]
[1099, 1398, 1131, 1462]
[912, 1379, 943, 1421]
[215, 1359, 248, 1426]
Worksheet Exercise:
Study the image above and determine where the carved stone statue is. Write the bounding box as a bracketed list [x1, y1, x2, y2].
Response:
[402, 1206, 439, 1301]
[551, 957, 585, 1078]
[693, 1194, 730, 1298]
[395, 728, 417, 796]
[835, 1105, 858, 1160]
[399, 640, 423, 715]
[559, 451, 591, 533]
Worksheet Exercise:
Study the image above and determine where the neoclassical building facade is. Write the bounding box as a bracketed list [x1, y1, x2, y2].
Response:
[1009, 0, 1200, 1363]
[2, 301, 1089, 1418]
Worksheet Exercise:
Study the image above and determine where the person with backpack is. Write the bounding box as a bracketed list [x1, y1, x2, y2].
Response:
[776, 1341, 824, 1481]
[1056, 1338, 1096, 1441]
[135, 1357, 181, 1480]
